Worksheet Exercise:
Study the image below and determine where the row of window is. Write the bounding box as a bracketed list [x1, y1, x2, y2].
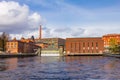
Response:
[71, 42, 98, 48]
[70, 50, 99, 53]
[7, 42, 17, 45]
[7, 44, 38, 49]
[71, 47, 98, 50]
[7, 45, 16, 48]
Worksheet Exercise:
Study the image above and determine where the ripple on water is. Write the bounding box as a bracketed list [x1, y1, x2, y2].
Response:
[0, 56, 120, 80]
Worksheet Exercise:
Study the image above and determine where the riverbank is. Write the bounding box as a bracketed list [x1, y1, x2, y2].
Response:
[0, 53, 37, 58]
[66, 53, 103, 56]
[0, 52, 120, 58]
[103, 53, 120, 58]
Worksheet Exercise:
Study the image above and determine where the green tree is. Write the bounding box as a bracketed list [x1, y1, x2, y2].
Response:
[109, 38, 120, 54]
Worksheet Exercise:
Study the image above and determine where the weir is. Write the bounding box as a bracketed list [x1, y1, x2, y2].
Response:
[35, 48, 41, 56]
[35, 47, 64, 56]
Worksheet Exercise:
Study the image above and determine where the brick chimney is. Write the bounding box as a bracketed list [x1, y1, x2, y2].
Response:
[39, 25, 42, 39]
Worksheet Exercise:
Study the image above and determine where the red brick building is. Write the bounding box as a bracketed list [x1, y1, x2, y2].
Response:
[6, 39, 39, 54]
[102, 34, 120, 48]
[66, 37, 104, 55]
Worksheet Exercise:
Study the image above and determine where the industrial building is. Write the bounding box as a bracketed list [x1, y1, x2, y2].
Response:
[66, 37, 104, 55]
[102, 34, 120, 53]
[6, 38, 39, 54]
[35, 25, 65, 50]
[102, 34, 120, 48]
[5, 24, 120, 55]
[35, 38, 65, 50]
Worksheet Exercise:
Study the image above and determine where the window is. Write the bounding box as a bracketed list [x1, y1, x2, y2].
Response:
[88, 50, 89, 53]
[88, 42, 89, 47]
[11, 43, 13, 45]
[71, 43, 72, 48]
[92, 50, 93, 53]
[83, 42, 85, 47]
[83, 50, 85, 53]
[79, 43, 81, 51]
[96, 50, 98, 53]
[15, 43, 17, 45]
[14, 43, 17, 48]
[14, 45, 16, 48]
[75, 43, 76, 49]
[96, 42, 98, 47]
[92, 42, 93, 47]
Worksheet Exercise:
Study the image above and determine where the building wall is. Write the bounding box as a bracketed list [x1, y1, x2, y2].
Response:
[66, 38, 104, 55]
[6, 41, 22, 54]
[102, 34, 120, 47]
[6, 40, 39, 54]
[35, 38, 65, 50]
[58, 38, 65, 46]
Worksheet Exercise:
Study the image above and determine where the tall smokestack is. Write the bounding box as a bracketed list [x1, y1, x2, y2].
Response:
[39, 25, 42, 39]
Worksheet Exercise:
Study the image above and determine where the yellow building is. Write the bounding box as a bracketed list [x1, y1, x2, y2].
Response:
[6, 38, 39, 54]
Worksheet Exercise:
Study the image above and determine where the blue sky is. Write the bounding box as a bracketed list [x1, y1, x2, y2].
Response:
[0, 0, 120, 39]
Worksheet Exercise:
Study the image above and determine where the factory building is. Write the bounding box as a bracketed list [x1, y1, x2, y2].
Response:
[6, 38, 39, 54]
[66, 37, 104, 55]
[102, 34, 120, 48]
[35, 25, 65, 50]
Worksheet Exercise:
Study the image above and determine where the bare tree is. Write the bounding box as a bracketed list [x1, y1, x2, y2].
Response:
[0, 32, 9, 51]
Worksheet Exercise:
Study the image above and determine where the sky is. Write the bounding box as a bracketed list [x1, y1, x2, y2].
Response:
[0, 0, 120, 39]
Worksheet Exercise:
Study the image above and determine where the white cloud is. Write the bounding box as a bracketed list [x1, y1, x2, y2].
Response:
[41, 23, 120, 39]
[0, 1, 42, 39]
[28, 13, 42, 29]
[0, 0, 120, 40]
[42, 25, 86, 38]
[0, 1, 29, 25]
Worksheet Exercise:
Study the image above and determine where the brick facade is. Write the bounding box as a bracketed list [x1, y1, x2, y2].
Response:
[66, 37, 104, 55]
[102, 34, 120, 48]
[6, 40, 39, 54]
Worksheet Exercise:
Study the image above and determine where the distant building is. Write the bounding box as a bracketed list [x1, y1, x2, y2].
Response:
[34, 26, 65, 50]
[66, 37, 104, 55]
[35, 41, 48, 49]
[102, 34, 120, 52]
[102, 34, 120, 48]
[6, 38, 39, 54]
[35, 38, 65, 50]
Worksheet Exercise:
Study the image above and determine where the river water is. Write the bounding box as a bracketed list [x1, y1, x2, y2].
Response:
[0, 56, 120, 80]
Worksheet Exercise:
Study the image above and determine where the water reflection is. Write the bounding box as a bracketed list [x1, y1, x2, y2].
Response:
[35, 56, 61, 63]
[0, 58, 18, 71]
[102, 58, 120, 80]
[65, 56, 103, 63]
[0, 56, 119, 80]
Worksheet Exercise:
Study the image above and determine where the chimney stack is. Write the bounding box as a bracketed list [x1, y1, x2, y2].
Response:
[39, 25, 42, 39]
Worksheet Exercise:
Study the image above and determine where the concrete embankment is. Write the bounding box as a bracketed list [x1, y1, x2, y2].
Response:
[0, 53, 37, 58]
[65, 53, 103, 56]
[103, 53, 120, 58]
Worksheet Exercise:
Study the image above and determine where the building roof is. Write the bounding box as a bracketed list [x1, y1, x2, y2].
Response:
[7, 40, 22, 42]
[35, 38, 65, 40]
[66, 37, 102, 39]
[103, 34, 120, 37]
